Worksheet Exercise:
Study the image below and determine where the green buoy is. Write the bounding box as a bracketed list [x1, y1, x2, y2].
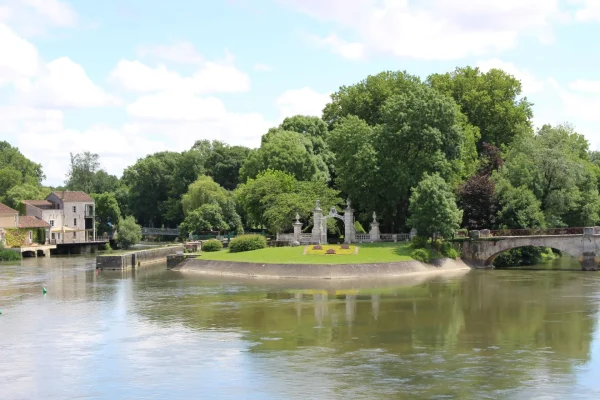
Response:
[0, 310, 3, 315]
[42, 287, 47, 294]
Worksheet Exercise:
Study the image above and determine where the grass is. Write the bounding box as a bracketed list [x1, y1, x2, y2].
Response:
[198, 242, 438, 265]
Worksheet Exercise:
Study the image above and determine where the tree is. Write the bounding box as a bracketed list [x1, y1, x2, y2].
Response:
[179, 204, 229, 237]
[407, 173, 463, 240]
[192, 140, 251, 190]
[0, 167, 22, 198]
[122, 151, 205, 227]
[3, 184, 51, 208]
[91, 193, 121, 237]
[329, 81, 477, 231]
[181, 175, 243, 233]
[262, 180, 342, 233]
[240, 130, 324, 182]
[493, 177, 546, 229]
[457, 143, 503, 230]
[235, 170, 296, 228]
[0, 141, 45, 184]
[116, 216, 142, 250]
[495, 123, 600, 227]
[427, 66, 533, 149]
[65, 152, 100, 193]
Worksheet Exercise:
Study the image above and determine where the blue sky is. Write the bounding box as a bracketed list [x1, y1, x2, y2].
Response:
[1, 0, 600, 185]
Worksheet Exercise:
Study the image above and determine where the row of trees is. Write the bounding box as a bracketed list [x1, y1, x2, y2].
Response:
[2, 65, 600, 244]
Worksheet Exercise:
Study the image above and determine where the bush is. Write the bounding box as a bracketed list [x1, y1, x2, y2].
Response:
[411, 249, 430, 263]
[102, 243, 112, 252]
[116, 216, 142, 250]
[411, 236, 429, 249]
[202, 239, 223, 252]
[444, 248, 460, 259]
[0, 246, 21, 261]
[229, 234, 267, 253]
[440, 241, 453, 256]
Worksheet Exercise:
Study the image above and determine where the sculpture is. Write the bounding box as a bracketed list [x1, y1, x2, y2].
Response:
[315, 199, 321, 209]
[372, 211, 377, 223]
[295, 212, 300, 222]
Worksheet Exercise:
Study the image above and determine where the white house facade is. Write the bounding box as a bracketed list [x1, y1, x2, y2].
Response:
[22, 191, 96, 244]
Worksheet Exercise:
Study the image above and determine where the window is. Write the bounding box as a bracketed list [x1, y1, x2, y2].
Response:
[50, 220, 55, 227]
[73, 232, 77, 239]
[74, 218, 77, 226]
[73, 206, 77, 213]
[29, 231, 32, 241]
[51, 233, 55, 240]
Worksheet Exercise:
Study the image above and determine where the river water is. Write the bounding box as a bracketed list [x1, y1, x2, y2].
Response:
[1, 256, 600, 399]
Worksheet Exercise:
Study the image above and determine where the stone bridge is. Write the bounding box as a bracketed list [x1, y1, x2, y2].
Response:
[460, 227, 600, 270]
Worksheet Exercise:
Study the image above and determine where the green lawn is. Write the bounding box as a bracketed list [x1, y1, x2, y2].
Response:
[198, 242, 434, 265]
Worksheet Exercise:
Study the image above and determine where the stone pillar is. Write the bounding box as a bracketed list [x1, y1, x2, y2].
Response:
[320, 216, 328, 244]
[311, 200, 322, 244]
[344, 200, 354, 244]
[293, 221, 303, 241]
[582, 227, 599, 271]
[369, 222, 380, 242]
[409, 228, 417, 240]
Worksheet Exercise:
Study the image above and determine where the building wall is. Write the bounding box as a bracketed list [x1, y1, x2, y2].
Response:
[63, 201, 94, 242]
[0, 213, 18, 228]
[24, 204, 43, 219]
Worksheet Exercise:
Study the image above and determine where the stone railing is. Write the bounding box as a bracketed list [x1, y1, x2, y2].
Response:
[141, 227, 180, 236]
[276, 233, 295, 241]
[299, 233, 312, 243]
[379, 233, 410, 242]
[355, 234, 371, 242]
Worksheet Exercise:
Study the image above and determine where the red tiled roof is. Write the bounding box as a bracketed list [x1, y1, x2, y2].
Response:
[0, 203, 18, 214]
[51, 191, 94, 202]
[22, 200, 53, 208]
[18, 216, 50, 229]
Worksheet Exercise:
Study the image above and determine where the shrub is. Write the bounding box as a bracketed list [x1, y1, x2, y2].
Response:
[444, 248, 460, 259]
[202, 239, 223, 252]
[116, 216, 142, 250]
[411, 249, 430, 263]
[440, 241, 454, 256]
[411, 236, 429, 249]
[102, 243, 112, 252]
[229, 234, 267, 253]
[0, 248, 21, 262]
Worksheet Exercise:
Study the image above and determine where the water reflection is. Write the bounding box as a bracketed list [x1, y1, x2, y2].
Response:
[1, 258, 600, 399]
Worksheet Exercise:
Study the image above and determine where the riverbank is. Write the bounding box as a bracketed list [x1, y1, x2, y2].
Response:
[171, 257, 470, 280]
[97, 245, 184, 270]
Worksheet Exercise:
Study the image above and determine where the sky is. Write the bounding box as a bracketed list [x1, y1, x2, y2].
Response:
[1, 0, 600, 186]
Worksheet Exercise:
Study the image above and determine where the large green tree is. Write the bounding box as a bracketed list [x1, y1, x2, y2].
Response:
[191, 140, 251, 190]
[240, 130, 324, 182]
[91, 193, 121, 237]
[116, 216, 142, 249]
[494, 123, 600, 227]
[65, 152, 120, 194]
[407, 173, 463, 240]
[122, 151, 205, 227]
[329, 78, 477, 231]
[0, 142, 45, 202]
[427, 66, 533, 149]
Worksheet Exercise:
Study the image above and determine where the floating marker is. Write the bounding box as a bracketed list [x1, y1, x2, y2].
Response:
[42, 287, 47, 294]
[0, 310, 3, 315]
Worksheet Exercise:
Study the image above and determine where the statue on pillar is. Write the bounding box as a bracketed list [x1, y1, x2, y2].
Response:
[295, 212, 300, 222]
[372, 211, 377, 223]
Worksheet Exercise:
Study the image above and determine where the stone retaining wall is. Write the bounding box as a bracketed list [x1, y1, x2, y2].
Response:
[170, 257, 470, 280]
[97, 246, 184, 270]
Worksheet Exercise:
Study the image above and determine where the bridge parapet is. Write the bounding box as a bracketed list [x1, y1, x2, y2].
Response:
[461, 228, 600, 271]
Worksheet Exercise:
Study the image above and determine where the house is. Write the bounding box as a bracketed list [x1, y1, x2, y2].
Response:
[22, 191, 96, 244]
[0, 202, 51, 246]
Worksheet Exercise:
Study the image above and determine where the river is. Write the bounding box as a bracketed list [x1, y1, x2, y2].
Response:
[1, 256, 600, 399]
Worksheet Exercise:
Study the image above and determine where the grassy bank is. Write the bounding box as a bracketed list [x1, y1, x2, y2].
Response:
[198, 242, 441, 265]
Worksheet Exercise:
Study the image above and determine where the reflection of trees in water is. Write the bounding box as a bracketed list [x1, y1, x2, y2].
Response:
[132, 271, 599, 398]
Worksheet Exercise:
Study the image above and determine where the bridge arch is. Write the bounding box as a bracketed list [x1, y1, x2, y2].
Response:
[484, 246, 581, 267]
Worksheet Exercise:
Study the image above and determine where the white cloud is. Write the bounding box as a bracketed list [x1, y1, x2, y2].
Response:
[568, 79, 600, 93]
[0, 24, 117, 108]
[281, 0, 563, 60]
[476, 58, 545, 94]
[109, 59, 251, 94]
[126, 92, 227, 121]
[15, 57, 120, 108]
[254, 63, 274, 72]
[0, 0, 78, 36]
[0, 24, 41, 86]
[137, 42, 204, 65]
[310, 33, 366, 60]
[275, 87, 331, 120]
[572, 0, 600, 21]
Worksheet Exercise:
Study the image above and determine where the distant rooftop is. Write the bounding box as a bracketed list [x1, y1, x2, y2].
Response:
[22, 200, 54, 209]
[18, 216, 51, 229]
[0, 203, 18, 214]
[51, 191, 94, 202]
